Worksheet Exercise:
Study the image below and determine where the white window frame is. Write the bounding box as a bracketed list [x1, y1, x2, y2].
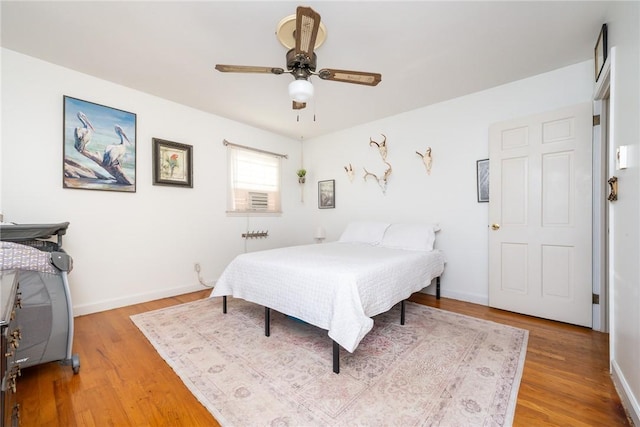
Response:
[225, 141, 284, 215]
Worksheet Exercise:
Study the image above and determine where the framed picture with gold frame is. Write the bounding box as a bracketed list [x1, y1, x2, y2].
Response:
[152, 138, 193, 188]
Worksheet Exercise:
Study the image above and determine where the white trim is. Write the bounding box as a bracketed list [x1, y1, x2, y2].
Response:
[592, 49, 612, 334]
[592, 101, 609, 332]
[420, 288, 488, 306]
[72, 283, 206, 316]
[612, 360, 640, 426]
[606, 48, 618, 361]
[225, 211, 282, 217]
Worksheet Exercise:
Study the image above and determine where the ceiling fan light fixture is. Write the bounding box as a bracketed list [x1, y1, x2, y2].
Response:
[288, 79, 314, 103]
[215, 6, 382, 112]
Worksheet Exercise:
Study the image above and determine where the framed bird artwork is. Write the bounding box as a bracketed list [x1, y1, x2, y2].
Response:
[62, 96, 137, 192]
[152, 138, 193, 188]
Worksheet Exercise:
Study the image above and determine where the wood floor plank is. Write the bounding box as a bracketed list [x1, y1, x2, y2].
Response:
[13, 290, 631, 426]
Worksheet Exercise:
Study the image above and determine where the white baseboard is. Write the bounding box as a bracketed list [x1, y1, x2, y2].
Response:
[443, 289, 489, 306]
[612, 359, 640, 426]
[72, 284, 208, 316]
[74, 282, 488, 317]
[419, 285, 489, 306]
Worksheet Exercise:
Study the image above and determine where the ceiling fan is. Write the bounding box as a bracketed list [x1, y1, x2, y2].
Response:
[215, 6, 382, 110]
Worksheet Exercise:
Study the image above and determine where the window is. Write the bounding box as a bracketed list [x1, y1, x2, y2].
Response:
[227, 144, 282, 214]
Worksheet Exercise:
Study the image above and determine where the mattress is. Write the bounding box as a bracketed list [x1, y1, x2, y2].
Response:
[0, 241, 59, 274]
[210, 242, 445, 352]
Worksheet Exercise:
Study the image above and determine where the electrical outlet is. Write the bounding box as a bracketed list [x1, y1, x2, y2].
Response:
[194, 263, 201, 273]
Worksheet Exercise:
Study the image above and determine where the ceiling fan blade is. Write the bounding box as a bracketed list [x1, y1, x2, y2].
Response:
[215, 64, 285, 75]
[294, 6, 321, 59]
[318, 69, 382, 86]
[292, 101, 307, 110]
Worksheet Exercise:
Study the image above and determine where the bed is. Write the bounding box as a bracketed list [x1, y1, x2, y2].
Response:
[210, 221, 445, 373]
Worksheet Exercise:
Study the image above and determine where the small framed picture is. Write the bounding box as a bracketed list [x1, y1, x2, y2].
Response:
[152, 138, 193, 188]
[476, 159, 489, 203]
[594, 23, 608, 82]
[318, 179, 335, 209]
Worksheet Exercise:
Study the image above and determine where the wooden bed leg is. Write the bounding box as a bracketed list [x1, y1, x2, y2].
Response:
[436, 276, 441, 300]
[265, 307, 270, 337]
[223, 296, 227, 313]
[332, 340, 340, 374]
[400, 300, 406, 325]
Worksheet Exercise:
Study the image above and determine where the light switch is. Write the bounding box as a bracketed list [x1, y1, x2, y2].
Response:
[616, 146, 628, 170]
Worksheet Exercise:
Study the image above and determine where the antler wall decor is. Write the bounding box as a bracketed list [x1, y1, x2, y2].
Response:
[369, 133, 388, 159]
[363, 134, 392, 193]
[344, 163, 355, 182]
[416, 147, 432, 174]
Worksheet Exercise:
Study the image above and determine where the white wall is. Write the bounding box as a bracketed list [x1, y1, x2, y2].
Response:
[606, 2, 640, 424]
[1, 48, 307, 315]
[303, 61, 595, 305]
[1, 50, 595, 311]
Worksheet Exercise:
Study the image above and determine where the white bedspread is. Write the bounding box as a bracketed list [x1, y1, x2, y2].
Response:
[210, 242, 445, 353]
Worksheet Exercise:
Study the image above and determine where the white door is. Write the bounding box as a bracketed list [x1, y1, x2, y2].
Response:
[488, 103, 592, 327]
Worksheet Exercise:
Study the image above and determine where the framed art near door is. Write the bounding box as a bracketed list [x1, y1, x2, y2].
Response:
[476, 159, 489, 203]
[594, 24, 608, 82]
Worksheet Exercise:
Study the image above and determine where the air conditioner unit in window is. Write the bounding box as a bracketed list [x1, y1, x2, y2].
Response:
[249, 192, 269, 210]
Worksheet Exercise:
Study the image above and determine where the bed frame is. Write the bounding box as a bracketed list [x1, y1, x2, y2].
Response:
[221, 276, 441, 374]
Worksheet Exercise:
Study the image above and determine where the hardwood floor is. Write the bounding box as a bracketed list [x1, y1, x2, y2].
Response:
[15, 290, 630, 426]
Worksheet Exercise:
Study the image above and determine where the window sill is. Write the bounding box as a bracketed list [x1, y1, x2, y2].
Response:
[226, 211, 282, 217]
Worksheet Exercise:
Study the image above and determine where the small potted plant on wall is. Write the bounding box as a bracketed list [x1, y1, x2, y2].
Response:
[297, 168, 307, 184]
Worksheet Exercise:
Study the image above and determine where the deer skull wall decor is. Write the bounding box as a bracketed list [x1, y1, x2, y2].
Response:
[363, 134, 392, 194]
[369, 134, 388, 160]
[416, 147, 432, 174]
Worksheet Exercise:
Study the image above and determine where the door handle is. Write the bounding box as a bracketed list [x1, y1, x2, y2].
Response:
[608, 176, 618, 201]
[491, 223, 500, 230]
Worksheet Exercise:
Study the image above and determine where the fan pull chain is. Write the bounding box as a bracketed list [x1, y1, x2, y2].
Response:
[313, 91, 317, 122]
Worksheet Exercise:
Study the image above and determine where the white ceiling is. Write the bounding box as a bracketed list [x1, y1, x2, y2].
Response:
[1, 1, 609, 140]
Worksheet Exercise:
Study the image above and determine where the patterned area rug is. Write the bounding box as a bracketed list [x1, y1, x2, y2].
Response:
[131, 297, 528, 426]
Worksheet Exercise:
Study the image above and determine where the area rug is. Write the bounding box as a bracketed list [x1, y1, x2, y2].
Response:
[131, 297, 528, 426]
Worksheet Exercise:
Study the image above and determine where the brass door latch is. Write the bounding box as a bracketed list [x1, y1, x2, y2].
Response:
[608, 176, 618, 201]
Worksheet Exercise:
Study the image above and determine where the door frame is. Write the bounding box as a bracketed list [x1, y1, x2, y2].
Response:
[593, 58, 611, 333]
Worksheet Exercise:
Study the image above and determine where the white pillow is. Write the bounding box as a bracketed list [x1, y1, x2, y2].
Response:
[338, 221, 391, 245]
[380, 223, 440, 251]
